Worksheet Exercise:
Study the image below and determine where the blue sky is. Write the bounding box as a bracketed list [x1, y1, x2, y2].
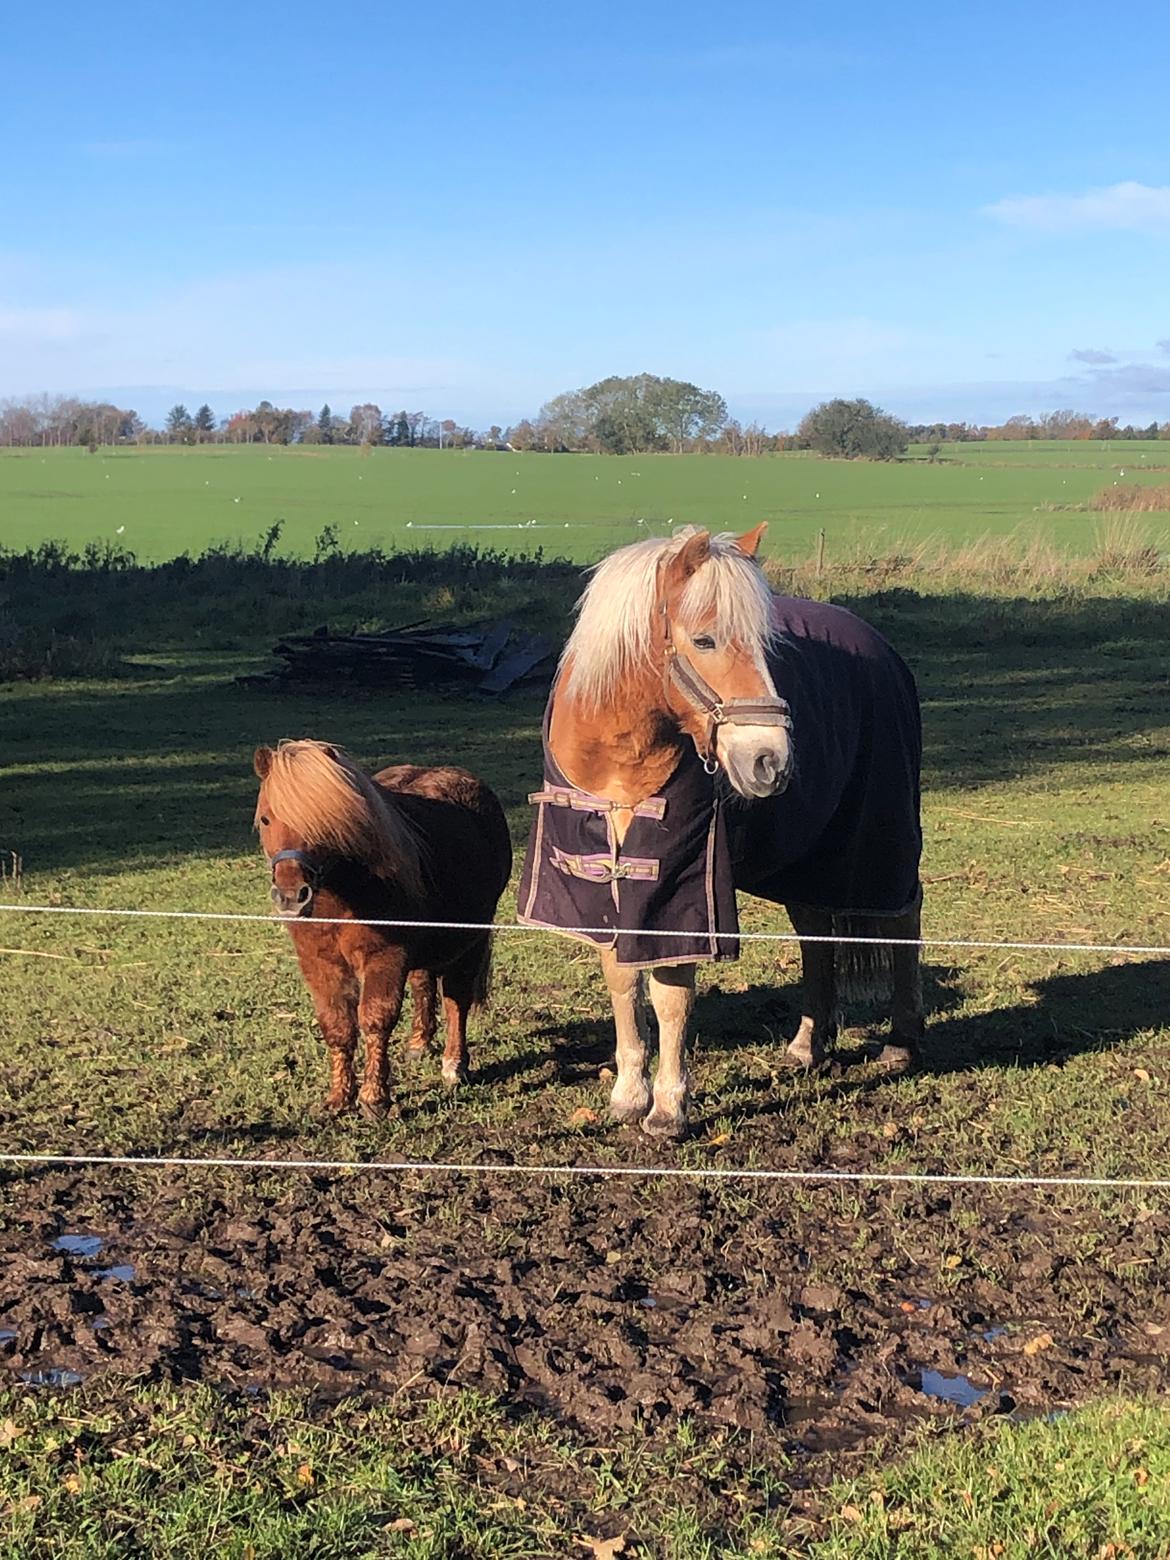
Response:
[2, 0, 1169, 429]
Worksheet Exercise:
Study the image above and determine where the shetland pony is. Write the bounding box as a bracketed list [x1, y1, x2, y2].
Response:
[518, 524, 923, 1139]
[254, 741, 511, 1118]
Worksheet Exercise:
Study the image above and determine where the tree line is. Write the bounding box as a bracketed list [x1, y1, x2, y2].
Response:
[2, 383, 1168, 457]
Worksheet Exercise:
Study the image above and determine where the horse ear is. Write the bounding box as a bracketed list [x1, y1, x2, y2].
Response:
[735, 522, 767, 558]
[671, 529, 711, 580]
[253, 746, 273, 779]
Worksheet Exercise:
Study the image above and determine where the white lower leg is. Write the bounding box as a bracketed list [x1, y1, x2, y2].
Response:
[601, 948, 650, 1121]
[643, 965, 695, 1139]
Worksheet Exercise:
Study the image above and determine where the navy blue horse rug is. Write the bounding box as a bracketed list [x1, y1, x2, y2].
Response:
[518, 594, 922, 968]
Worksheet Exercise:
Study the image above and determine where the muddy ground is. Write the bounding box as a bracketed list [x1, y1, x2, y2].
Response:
[4, 1158, 1170, 1477]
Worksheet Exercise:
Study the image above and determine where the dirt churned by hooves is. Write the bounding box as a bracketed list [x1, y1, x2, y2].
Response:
[4, 1167, 1170, 1454]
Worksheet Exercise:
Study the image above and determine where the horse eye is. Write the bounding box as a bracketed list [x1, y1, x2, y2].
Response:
[691, 634, 717, 652]
[260, 815, 270, 826]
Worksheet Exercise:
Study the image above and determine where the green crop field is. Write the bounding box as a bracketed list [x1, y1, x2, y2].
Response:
[2, 440, 1169, 565]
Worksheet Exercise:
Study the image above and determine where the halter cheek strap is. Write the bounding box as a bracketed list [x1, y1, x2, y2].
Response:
[659, 603, 792, 771]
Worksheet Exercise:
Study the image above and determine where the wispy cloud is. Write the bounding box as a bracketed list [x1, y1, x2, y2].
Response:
[1070, 347, 1117, 365]
[982, 181, 1170, 235]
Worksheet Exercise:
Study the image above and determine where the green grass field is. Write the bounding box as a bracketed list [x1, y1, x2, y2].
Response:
[2, 473, 1170, 1553]
[2, 441, 1169, 564]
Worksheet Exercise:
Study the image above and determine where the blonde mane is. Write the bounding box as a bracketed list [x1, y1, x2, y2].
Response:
[258, 740, 425, 896]
[561, 529, 774, 710]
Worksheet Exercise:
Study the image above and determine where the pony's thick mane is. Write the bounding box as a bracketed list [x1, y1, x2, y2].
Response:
[561, 529, 775, 710]
[258, 740, 425, 896]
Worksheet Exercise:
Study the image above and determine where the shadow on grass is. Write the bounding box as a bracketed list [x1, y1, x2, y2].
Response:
[3, 570, 1168, 878]
[520, 959, 1170, 1100]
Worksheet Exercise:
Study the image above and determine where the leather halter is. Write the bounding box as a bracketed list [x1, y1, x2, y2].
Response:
[268, 847, 324, 885]
[660, 602, 792, 773]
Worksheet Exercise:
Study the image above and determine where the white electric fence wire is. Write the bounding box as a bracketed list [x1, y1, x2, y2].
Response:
[0, 902, 1168, 958]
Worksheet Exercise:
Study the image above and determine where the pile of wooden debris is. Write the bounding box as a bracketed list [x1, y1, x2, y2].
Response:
[242, 619, 555, 696]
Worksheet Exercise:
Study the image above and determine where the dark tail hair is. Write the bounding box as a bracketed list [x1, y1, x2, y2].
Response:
[831, 915, 897, 1003]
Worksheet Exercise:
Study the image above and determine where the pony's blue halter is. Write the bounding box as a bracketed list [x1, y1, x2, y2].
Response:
[268, 848, 324, 884]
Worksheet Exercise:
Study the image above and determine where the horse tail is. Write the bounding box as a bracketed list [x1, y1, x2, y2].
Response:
[468, 934, 494, 1012]
[469, 784, 513, 1013]
[831, 915, 896, 1003]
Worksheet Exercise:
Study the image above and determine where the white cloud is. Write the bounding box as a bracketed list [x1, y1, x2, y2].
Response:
[1069, 347, 1117, 365]
[982, 181, 1170, 235]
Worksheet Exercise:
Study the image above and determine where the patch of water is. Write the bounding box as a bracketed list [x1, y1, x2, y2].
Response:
[97, 1264, 135, 1283]
[919, 1369, 988, 1409]
[52, 1234, 103, 1259]
[20, 1368, 84, 1388]
[91, 1315, 111, 1332]
[982, 1326, 1008, 1342]
[0, 1328, 16, 1344]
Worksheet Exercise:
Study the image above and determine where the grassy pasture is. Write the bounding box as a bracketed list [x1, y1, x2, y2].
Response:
[2, 521, 1170, 1552]
[2, 440, 1169, 564]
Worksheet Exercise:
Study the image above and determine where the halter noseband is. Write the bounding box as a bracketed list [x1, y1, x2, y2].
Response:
[660, 602, 792, 773]
[268, 848, 324, 886]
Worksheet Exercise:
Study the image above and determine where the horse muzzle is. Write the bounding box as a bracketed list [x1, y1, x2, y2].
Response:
[723, 740, 793, 799]
[270, 881, 315, 917]
[268, 847, 323, 918]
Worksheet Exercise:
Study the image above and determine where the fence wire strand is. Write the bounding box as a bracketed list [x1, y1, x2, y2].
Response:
[1, 901, 1168, 957]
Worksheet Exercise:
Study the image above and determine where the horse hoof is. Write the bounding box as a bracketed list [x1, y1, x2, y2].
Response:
[441, 1063, 467, 1089]
[609, 1086, 651, 1125]
[872, 1044, 917, 1074]
[358, 1094, 389, 1121]
[321, 1094, 354, 1116]
[404, 1044, 430, 1066]
[642, 1110, 686, 1141]
[782, 1043, 825, 1072]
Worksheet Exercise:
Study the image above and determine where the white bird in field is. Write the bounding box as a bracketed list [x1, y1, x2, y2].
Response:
[406, 521, 413, 528]
[353, 520, 359, 526]
[115, 525, 125, 534]
[234, 497, 240, 503]
[511, 488, 516, 494]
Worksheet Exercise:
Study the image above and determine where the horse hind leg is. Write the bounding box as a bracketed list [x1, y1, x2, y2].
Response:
[784, 904, 837, 1070]
[437, 940, 489, 1088]
[405, 970, 438, 1064]
[873, 888, 924, 1073]
[601, 946, 651, 1124]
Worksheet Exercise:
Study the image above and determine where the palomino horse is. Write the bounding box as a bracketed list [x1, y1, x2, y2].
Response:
[518, 525, 923, 1139]
[254, 741, 512, 1117]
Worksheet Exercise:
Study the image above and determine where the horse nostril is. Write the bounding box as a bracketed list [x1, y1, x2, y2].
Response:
[753, 753, 778, 786]
[295, 884, 312, 905]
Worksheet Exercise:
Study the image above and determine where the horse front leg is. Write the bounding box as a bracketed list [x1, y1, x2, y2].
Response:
[643, 963, 696, 1140]
[294, 936, 359, 1113]
[875, 886, 925, 1073]
[785, 904, 837, 1069]
[355, 946, 408, 1120]
[601, 946, 650, 1123]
